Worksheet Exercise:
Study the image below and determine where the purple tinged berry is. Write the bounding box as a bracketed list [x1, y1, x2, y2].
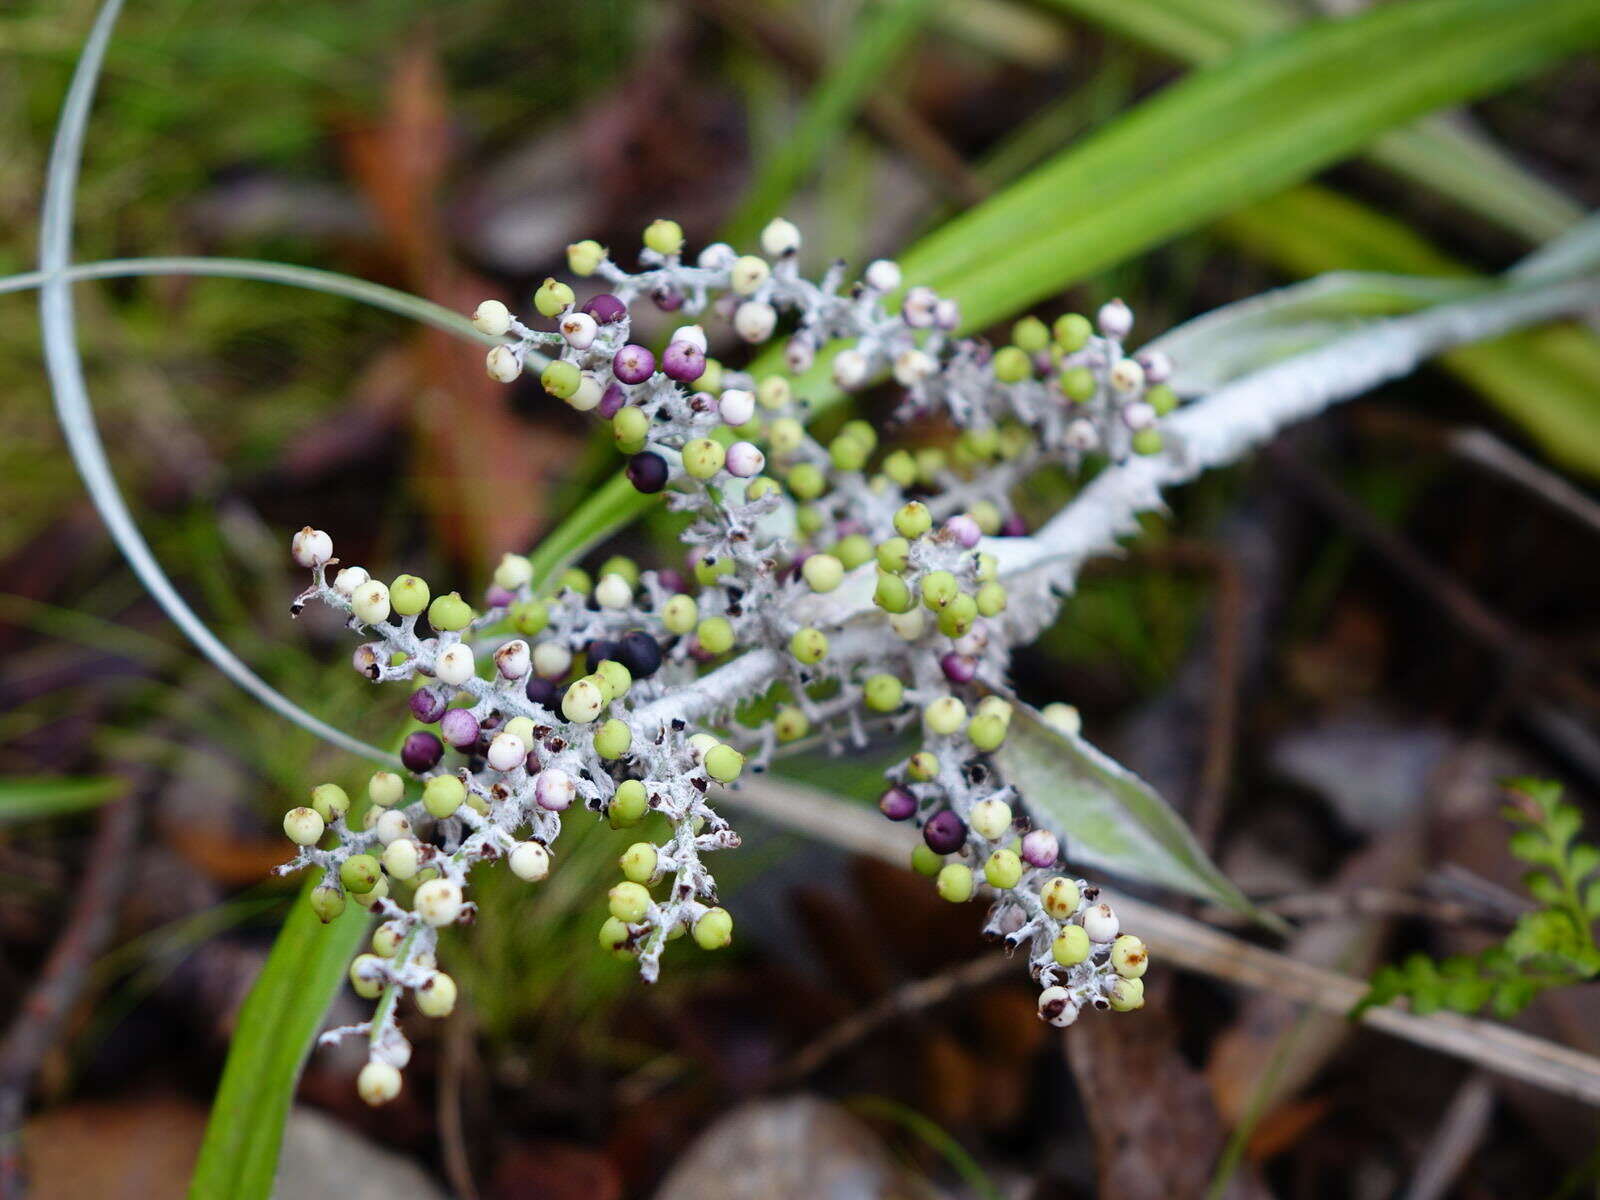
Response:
[440, 708, 480, 750]
[581, 293, 627, 324]
[940, 652, 977, 684]
[401, 731, 444, 774]
[661, 339, 706, 383]
[924, 810, 967, 854]
[597, 382, 627, 419]
[586, 639, 621, 672]
[656, 568, 687, 594]
[626, 451, 670, 494]
[1021, 829, 1059, 868]
[409, 687, 448, 725]
[879, 786, 917, 821]
[1000, 514, 1027, 537]
[616, 630, 663, 678]
[653, 286, 683, 312]
[613, 344, 656, 385]
[944, 515, 982, 548]
[485, 585, 514, 608]
[525, 675, 559, 708]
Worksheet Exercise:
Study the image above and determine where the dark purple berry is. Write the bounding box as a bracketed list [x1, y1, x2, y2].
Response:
[616, 630, 663, 678]
[525, 675, 559, 708]
[653, 286, 683, 312]
[661, 339, 706, 383]
[597, 382, 627, 419]
[1000, 514, 1028, 537]
[401, 730, 444, 774]
[879, 786, 917, 822]
[586, 639, 621, 672]
[440, 708, 480, 749]
[923, 810, 966, 854]
[655, 568, 687, 594]
[940, 652, 977, 684]
[409, 687, 448, 725]
[613, 344, 655, 385]
[627, 451, 669, 494]
[581, 293, 627, 324]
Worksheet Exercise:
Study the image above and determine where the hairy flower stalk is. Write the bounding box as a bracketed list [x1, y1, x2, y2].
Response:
[281, 218, 1590, 1105]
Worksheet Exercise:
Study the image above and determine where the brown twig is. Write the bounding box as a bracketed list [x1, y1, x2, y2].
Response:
[0, 793, 139, 1198]
[1402, 1072, 1496, 1200]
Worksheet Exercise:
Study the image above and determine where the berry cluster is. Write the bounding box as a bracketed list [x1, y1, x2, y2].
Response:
[284, 218, 1174, 1103]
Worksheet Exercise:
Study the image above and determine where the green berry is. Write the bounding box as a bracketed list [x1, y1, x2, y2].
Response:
[863, 674, 904, 712]
[694, 555, 734, 587]
[610, 780, 649, 828]
[340, 854, 381, 895]
[894, 501, 932, 539]
[534, 277, 575, 317]
[1053, 925, 1091, 966]
[914, 447, 946, 485]
[511, 599, 550, 636]
[968, 713, 1008, 752]
[1108, 977, 1145, 1012]
[985, 848, 1023, 889]
[283, 806, 325, 846]
[1146, 383, 1178, 415]
[976, 582, 1007, 617]
[612, 406, 650, 450]
[882, 450, 917, 488]
[693, 906, 734, 950]
[936, 863, 974, 903]
[873, 571, 913, 613]
[599, 916, 632, 953]
[567, 239, 605, 275]
[757, 376, 791, 410]
[382, 838, 421, 881]
[975, 696, 1014, 724]
[841, 419, 877, 453]
[746, 476, 781, 501]
[970, 798, 1012, 840]
[599, 555, 640, 588]
[803, 553, 844, 593]
[1013, 315, 1050, 353]
[416, 971, 458, 1018]
[1111, 934, 1149, 979]
[594, 659, 632, 702]
[310, 783, 350, 822]
[541, 359, 581, 399]
[769, 417, 804, 454]
[796, 504, 826, 536]
[876, 537, 910, 573]
[788, 462, 826, 500]
[1054, 312, 1092, 352]
[970, 500, 1002, 535]
[372, 921, 405, 958]
[790, 627, 828, 665]
[704, 744, 745, 783]
[662, 594, 699, 635]
[562, 676, 606, 723]
[683, 438, 727, 479]
[609, 880, 652, 923]
[594, 718, 633, 760]
[919, 570, 958, 611]
[911, 844, 944, 877]
[834, 534, 874, 570]
[1041, 876, 1081, 919]
[390, 574, 431, 617]
[774, 706, 810, 742]
[423, 774, 466, 818]
[1060, 366, 1095, 402]
[368, 771, 405, 808]
[620, 841, 658, 883]
[428, 591, 474, 632]
[1131, 428, 1163, 456]
[697, 616, 735, 655]
[643, 218, 684, 256]
[907, 751, 939, 781]
[349, 953, 385, 999]
[936, 593, 977, 637]
[829, 434, 870, 472]
[993, 345, 1031, 383]
[310, 884, 345, 924]
[923, 697, 967, 736]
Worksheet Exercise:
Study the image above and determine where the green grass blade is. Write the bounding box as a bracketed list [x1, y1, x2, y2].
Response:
[721, 0, 941, 245]
[0, 776, 126, 823]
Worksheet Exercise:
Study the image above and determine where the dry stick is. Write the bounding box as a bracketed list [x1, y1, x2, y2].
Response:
[0, 794, 139, 1198]
[725, 775, 1600, 1107]
[1402, 1072, 1497, 1200]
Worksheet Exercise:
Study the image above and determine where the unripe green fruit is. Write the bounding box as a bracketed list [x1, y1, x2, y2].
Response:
[936, 593, 978, 638]
[1131, 428, 1164, 456]
[936, 863, 974, 903]
[534, 276, 575, 317]
[423, 775, 466, 819]
[1111, 934, 1149, 979]
[911, 844, 944, 877]
[612, 406, 650, 449]
[920, 570, 958, 611]
[353, 875, 390, 909]
[976, 582, 1008, 617]
[416, 971, 458, 1018]
[914, 447, 946, 485]
[693, 906, 734, 950]
[975, 551, 998, 583]
[1054, 312, 1092, 352]
[829, 434, 870, 472]
[874, 571, 913, 614]
[594, 718, 633, 759]
[788, 463, 826, 500]
[970, 500, 1001, 535]
[803, 553, 844, 593]
[567, 239, 605, 275]
[694, 555, 734, 586]
[975, 696, 1014, 724]
[562, 676, 606, 723]
[541, 359, 581, 399]
[796, 504, 825, 536]
[697, 616, 735, 655]
[503, 717, 536, 748]
[961, 426, 999, 461]
[769, 417, 804, 454]
[833, 534, 873, 570]
[599, 555, 640, 587]
[789, 627, 829, 665]
[863, 673, 904, 712]
[700, 358, 724, 395]
[882, 449, 917, 488]
[341, 854, 381, 895]
[894, 501, 932, 539]
[643, 218, 684, 256]
[1060, 366, 1096, 402]
[924, 697, 967, 735]
[1013, 315, 1050, 353]
[609, 880, 652, 924]
[907, 751, 939, 781]
[620, 841, 658, 884]
[662, 594, 699, 635]
[595, 659, 632, 701]
[372, 921, 405, 958]
[704, 744, 745, 783]
[968, 713, 1008, 752]
[683, 438, 727, 479]
[1108, 977, 1145, 1012]
[746, 476, 781, 501]
[390, 574, 431, 617]
[559, 566, 592, 595]
[310, 783, 349, 822]
[985, 848, 1024, 889]
[757, 375, 791, 409]
[599, 916, 632, 953]
[1053, 924, 1091, 966]
[970, 798, 1012, 841]
[993, 345, 1031, 383]
[368, 771, 405, 807]
[876, 536, 910, 573]
[774, 706, 810, 742]
[382, 837, 421, 881]
[611, 779, 648, 827]
[841, 419, 877, 453]
[1146, 383, 1178, 415]
[1041, 876, 1081, 919]
[310, 884, 346, 924]
[349, 953, 385, 999]
[427, 591, 474, 632]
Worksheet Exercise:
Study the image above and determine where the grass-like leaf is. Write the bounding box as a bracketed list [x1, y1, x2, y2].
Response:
[0, 776, 125, 823]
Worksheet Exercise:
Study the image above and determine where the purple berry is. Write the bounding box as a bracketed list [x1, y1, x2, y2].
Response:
[940, 652, 977, 684]
[409, 687, 448, 725]
[597, 382, 628, 419]
[1021, 829, 1059, 868]
[581, 293, 627, 324]
[879, 786, 917, 822]
[616, 630, 663, 678]
[627, 451, 670, 494]
[401, 731, 444, 774]
[661, 339, 706, 383]
[485, 585, 514, 608]
[923, 810, 967, 854]
[612, 344, 656, 385]
[656, 568, 687, 594]
[944, 515, 981, 548]
[440, 707, 480, 750]
[525, 675, 559, 708]
[1000, 514, 1028, 537]
[586, 639, 620, 672]
[653, 286, 683, 312]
